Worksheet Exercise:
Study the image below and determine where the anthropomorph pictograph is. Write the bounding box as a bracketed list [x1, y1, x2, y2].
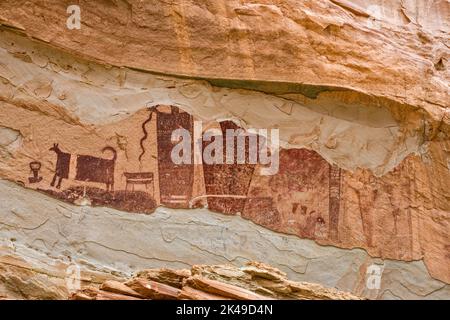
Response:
[156, 106, 194, 208]
[12, 103, 439, 283]
[328, 165, 341, 241]
[46, 109, 339, 242]
[202, 121, 257, 214]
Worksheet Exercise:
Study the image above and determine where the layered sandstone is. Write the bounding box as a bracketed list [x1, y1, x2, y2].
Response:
[0, 243, 123, 300]
[0, 0, 449, 300]
[0, 0, 448, 119]
[71, 261, 363, 300]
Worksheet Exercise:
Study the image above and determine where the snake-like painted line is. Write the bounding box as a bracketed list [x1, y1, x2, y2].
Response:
[138, 107, 156, 162]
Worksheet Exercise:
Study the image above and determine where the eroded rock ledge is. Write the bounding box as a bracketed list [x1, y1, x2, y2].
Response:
[71, 261, 363, 300]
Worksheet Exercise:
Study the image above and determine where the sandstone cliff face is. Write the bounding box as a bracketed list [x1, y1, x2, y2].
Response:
[0, 1, 449, 299]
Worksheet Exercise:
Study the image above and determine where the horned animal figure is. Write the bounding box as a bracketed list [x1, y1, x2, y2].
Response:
[49, 143, 71, 189]
[75, 146, 117, 191]
[49, 143, 117, 191]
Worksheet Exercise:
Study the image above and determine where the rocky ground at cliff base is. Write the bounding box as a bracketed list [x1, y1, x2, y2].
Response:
[70, 261, 363, 300]
[0, 240, 362, 300]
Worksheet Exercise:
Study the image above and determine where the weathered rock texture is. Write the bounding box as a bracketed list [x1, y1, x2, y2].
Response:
[0, 0, 448, 117]
[0, 180, 449, 300]
[71, 261, 363, 300]
[0, 0, 449, 299]
[0, 242, 123, 300]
